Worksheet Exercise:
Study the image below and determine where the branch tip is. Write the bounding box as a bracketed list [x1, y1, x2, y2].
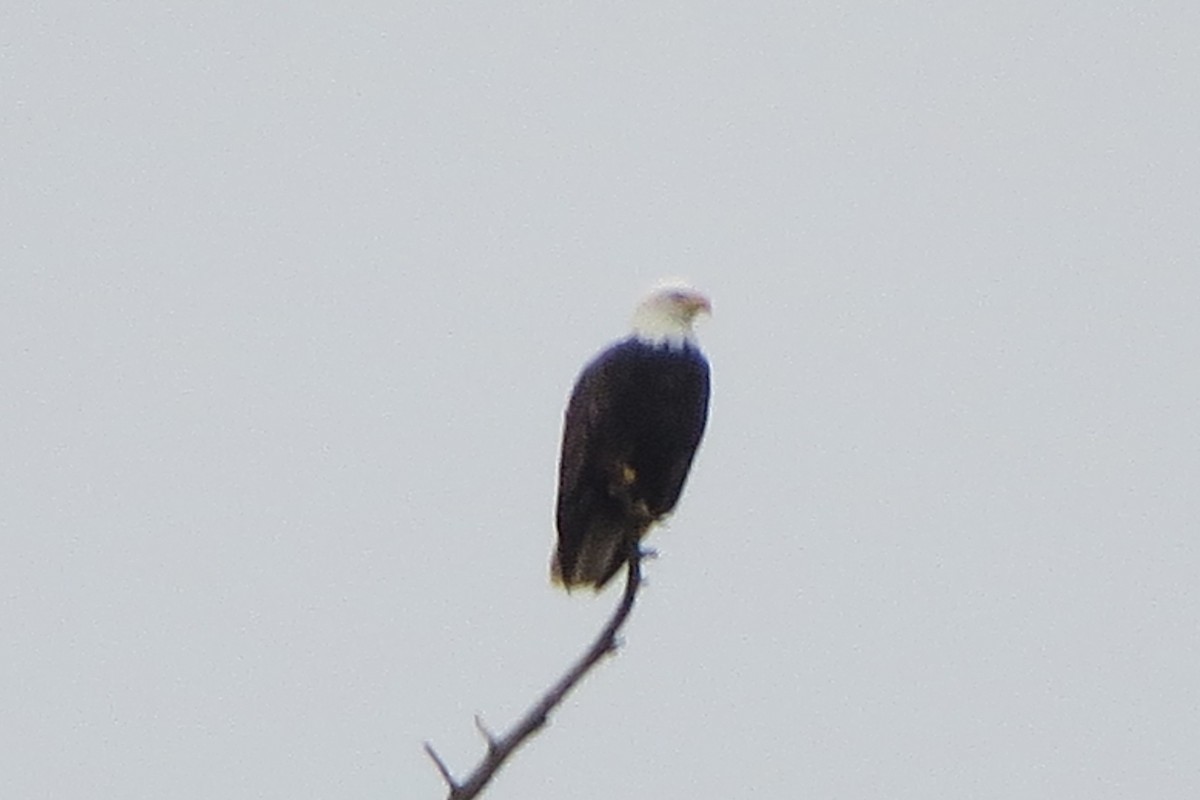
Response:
[422, 741, 459, 790]
[473, 714, 499, 750]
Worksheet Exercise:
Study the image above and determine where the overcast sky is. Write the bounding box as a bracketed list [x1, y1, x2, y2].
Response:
[4, 2, 1198, 798]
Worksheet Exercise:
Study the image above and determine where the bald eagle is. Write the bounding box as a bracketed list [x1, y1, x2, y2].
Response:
[552, 284, 711, 590]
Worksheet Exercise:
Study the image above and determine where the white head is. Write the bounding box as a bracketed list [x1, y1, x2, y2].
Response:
[630, 281, 712, 349]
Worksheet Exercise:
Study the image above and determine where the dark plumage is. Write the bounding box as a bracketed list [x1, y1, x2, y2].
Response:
[552, 286, 711, 590]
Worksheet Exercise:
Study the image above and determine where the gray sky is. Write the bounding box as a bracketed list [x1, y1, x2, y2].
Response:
[4, 2, 1198, 798]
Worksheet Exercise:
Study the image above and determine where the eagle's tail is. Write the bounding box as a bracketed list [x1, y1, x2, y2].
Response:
[552, 519, 647, 591]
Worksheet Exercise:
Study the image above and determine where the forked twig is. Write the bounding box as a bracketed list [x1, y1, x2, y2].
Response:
[424, 547, 645, 799]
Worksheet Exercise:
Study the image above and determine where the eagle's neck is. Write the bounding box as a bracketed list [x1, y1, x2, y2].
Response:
[631, 312, 696, 351]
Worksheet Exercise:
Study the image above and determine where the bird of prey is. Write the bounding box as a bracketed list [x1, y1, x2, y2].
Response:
[552, 283, 711, 589]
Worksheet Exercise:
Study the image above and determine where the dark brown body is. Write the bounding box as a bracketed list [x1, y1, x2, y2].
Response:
[553, 338, 710, 589]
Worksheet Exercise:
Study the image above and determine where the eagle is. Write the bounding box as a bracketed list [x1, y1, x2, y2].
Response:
[552, 283, 711, 590]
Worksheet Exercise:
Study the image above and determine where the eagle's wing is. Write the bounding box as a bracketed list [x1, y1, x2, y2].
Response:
[553, 355, 610, 584]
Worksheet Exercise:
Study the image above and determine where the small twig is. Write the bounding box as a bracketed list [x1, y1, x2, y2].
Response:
[422, 742, 459, 792]
[425, 545, 645, 799]
[473, 715, 498, 753]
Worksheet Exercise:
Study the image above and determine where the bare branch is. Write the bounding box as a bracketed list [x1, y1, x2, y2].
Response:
[425, 546, 645, 799]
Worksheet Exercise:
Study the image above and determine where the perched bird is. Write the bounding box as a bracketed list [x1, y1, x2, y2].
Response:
[552, 283, 711, 590]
